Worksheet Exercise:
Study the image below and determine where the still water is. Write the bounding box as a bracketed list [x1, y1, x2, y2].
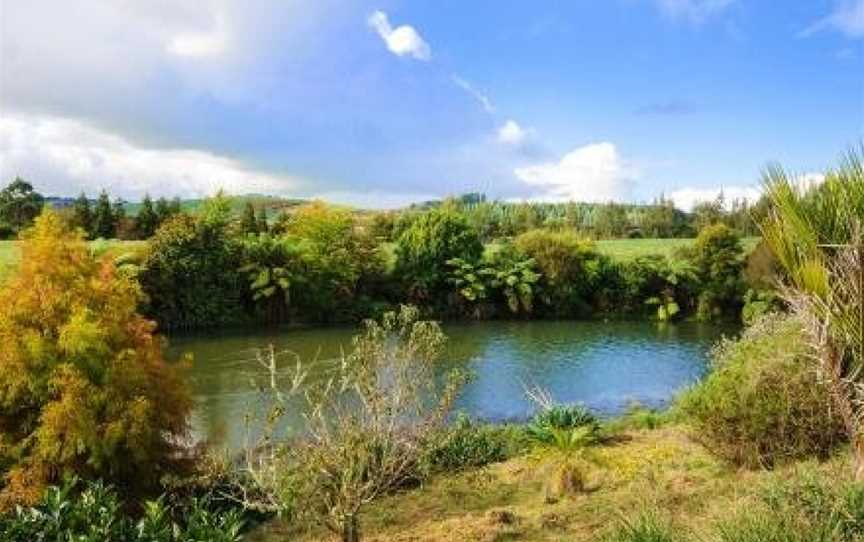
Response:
[167, 320, 734, 451]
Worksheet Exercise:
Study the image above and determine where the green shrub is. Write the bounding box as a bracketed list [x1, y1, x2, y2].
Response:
[526, 404, 600, 445]
[677, 314, 846, 468]
[688, 223, 745, 321]
[139, 196, 245, 329]
[0, 478, 243, 542]
[716, 474, 864, 542]
[394, 207, 483, 305]
[514, 229, 605, 316]
[423, 415, 529, 472]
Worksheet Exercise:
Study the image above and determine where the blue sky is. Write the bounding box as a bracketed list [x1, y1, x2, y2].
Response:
[0, 0, 862, 208]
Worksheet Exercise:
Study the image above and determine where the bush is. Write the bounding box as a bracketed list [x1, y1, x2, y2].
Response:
[689, 223, 745, 320]
[525, 404, 602, 448]
[0, 211, 191, 507]
[423, 415, 529, 473]
[514, 229, 605, 316]
[139, 196, 245, 329]
[394, 207, 483, 305]
[0, 478, 243, 542]
[677, 314, 845, 468]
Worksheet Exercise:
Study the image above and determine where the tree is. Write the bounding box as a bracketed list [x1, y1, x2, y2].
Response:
[760, 148, 864, 479]
[514, 229, 605, 316]
[155, 196, 172, 224]
[240, 201, 259, 234]
[135, 194, 159, 239]
[394, 208, 483, 303]
[0, 177, 44, 237]
[139, 193, 245, 329]
[256, 206, 269, 234]
[0, 210, 191, 507]
[592, 202, 631, 238]
[289, 306, 465, 542]
[92, 190, 116, 239]
[71, 192, 93, 238]
[690, 223, 745, 320]
[239, 234, 304, 323]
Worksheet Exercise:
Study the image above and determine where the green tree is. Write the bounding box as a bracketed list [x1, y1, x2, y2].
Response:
[71, 192, 93, 238]
[592, 202, 631, 238]
[240, 201, 259, 234]
[256, 206, 269, 234]
[92, 190, 116, 239]
[690, 223, 745, 320]
[240, 234, 303, 323]
[515, 229, 605, 316]
[135, 194, 159, 239]
[155, 196, 172, 224]
[394, 208, 483, 303]
[0, 210, 191, 507]
[0, 178, 44, 237]
[139, 193, 245, 329]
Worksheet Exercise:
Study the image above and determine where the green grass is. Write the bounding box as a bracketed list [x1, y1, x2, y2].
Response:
[595, 237, 760, 261]
[0, 239, 145, 283]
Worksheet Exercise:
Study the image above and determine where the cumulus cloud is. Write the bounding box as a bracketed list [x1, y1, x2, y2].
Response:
[497, 120, 532, 146]
[451, 76, 495, 113]
[367, 10, 431, 60]
[654, 0, 737, 23]
[800, 0, 864, 39]
[0, 114, 305, 199]
[668, 186, 761, 211]
[513, 142, 636, 202]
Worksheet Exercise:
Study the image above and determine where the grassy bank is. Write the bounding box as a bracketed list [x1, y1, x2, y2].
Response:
[0, 239, 145, 283]
[250, 424, 851, 542]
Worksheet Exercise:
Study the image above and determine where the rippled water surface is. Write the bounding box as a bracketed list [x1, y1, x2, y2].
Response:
[168, 320, 734, 450]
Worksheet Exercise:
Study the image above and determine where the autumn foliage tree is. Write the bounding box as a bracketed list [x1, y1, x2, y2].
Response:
[0, 210, 191, 508]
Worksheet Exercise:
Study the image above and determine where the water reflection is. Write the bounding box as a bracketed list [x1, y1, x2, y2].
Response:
[167, 320, 734, 452]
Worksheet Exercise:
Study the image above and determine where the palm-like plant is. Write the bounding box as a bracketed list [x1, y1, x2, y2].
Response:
[760, 147, 864, 478]
[240, 234, 304, 323]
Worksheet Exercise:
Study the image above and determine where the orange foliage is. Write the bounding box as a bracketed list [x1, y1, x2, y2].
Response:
[0, 210, 191, 508]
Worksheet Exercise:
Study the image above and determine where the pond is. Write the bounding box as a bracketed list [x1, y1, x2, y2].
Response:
[167, 319, 735, 451]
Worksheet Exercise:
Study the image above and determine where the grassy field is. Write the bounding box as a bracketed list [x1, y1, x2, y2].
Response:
[250, 424, 851, 542]
[596, 237, 760, 260]
[0, 239, 146, 283]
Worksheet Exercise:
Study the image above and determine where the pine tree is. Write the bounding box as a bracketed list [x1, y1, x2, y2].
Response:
[71, 192, 93, 238]
[169, 197, 182, 215]
[240, 201, 259, 234]
[136, 194, 158, 238]
[155, 196, 171, 225]
[92, 190, 115, 239]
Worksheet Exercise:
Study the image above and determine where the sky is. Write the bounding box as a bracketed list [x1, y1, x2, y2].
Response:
[0, 0, 862, 209]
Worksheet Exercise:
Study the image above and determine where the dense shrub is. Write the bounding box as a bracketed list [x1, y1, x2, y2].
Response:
[688, 223, 745, 320]
[514, 229, 605, 316]
[139, 196, 245, 329]
[0, 211, 191, 507]
[677, 314, 845, 468]
[395, 207, 483, 304]
[0, 478, 243, 542]
[423, 415, 529, 472]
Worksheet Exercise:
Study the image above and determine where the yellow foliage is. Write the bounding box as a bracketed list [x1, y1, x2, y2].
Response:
[0, 210, 191, 508]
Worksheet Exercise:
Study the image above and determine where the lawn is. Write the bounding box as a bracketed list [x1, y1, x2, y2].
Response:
[249, 425, 851, 542]
[595, 237, 760, 261]
[0, 239, 146, 283]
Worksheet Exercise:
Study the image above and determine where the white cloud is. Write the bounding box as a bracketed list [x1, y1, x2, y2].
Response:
[801, 0, 864, 38]
[367, 11, 431, 61]
[451, 76, 495, 113]
[655, 0, 737, 23]
[497, 120, 531, 146]
[513, 142, 636, 202]
[668, 186, 761, 211]
[0, 114, 305, 199]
